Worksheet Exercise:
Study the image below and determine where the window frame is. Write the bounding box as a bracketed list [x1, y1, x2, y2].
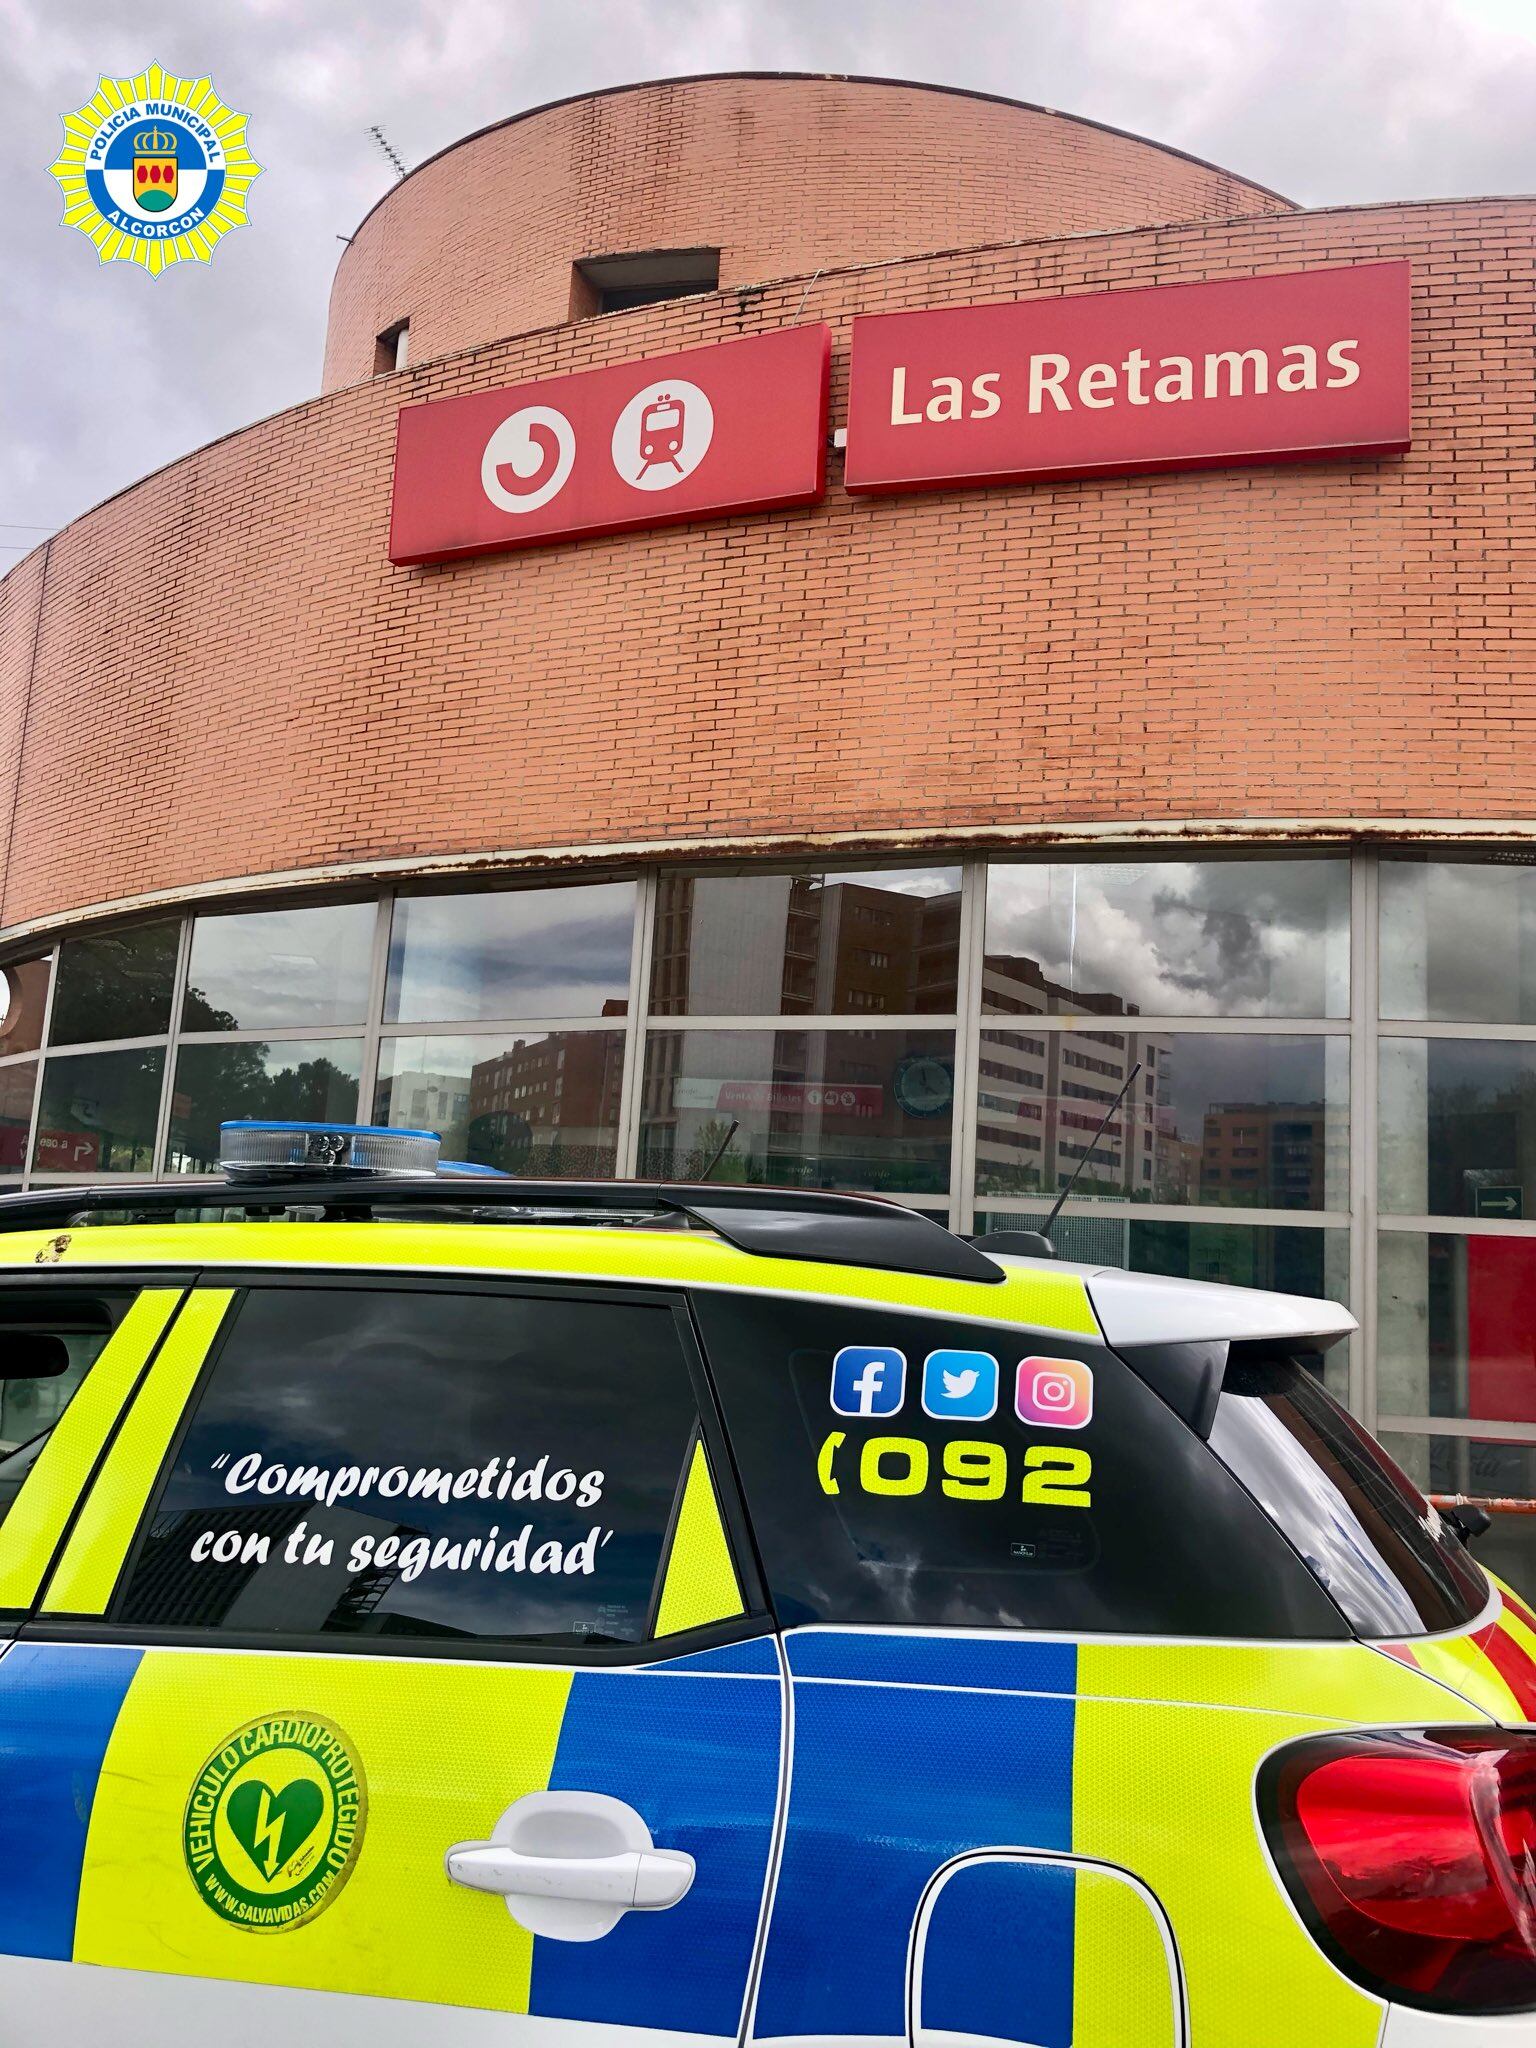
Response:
[32, 1269, 770, 1667]
[0, 1272, 195, 1632]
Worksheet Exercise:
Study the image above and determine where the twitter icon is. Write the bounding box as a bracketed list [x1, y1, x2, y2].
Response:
[921, 1349, 999, 1421]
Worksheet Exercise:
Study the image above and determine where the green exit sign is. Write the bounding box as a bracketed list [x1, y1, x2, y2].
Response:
[1474, 1185, 1524, 1219]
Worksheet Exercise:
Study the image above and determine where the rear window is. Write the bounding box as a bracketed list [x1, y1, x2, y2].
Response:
[695, 1291, 1347, 1638]
[1207, 1355, 1487, 1638]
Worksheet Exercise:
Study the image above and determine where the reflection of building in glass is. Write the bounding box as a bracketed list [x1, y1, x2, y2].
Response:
[977, 952, 1163, 1197]
[1200, 1103, 1326, 1209]
[467, 1004, 625, 1173]
[388, 1069, 472, 1133]
[643, 878, 959, 1189]
[652, 876, 959, 1016]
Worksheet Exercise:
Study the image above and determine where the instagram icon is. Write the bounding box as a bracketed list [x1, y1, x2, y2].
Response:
[1015, 1356, 1094, 1430]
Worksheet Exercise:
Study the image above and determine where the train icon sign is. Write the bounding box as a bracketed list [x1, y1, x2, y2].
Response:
[613, 379, 715, 490]
[389, 325, 828, 565]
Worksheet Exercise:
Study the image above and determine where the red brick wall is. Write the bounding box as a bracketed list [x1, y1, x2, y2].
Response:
[322, 73, 1293, 390]
[3, 195, 1532, 940]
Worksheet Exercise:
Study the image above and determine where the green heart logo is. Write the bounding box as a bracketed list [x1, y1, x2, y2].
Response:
[225, 1778, 325, 1882]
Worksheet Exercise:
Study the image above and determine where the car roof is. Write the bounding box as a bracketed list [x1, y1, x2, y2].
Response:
[0, 1213, 1353, 1349]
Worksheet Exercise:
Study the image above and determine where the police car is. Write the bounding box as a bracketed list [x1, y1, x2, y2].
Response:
[0, 1117, 1530, 2047]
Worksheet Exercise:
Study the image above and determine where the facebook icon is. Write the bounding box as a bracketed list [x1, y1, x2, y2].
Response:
[830, 1345, 907, 1417]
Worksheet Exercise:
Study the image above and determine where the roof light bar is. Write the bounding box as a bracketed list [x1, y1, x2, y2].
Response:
[219, 1120, 441, 1182]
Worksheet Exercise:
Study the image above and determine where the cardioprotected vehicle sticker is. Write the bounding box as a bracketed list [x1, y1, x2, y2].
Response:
[183, 1712, 366, 1930]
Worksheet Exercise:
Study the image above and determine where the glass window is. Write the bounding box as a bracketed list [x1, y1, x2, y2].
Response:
[166, 1039, 363, 1175]
[976, 1031, 1347, 1209]
[1380, 1432, 1536, 1608]
[1381, 1038, 1536, 1218]
[1378, 1229, 1536, 1423]
[1208, 1357, 1487, 1638]
[385, 883, 636, 1024]
[48, 920, 178, 1047]
[639, 1028, 955, 1193]
[0, 954, 51, 1059]
[695, 1293, 1347, 1637]
[0, 1291, 136, 1536]
[33, 1047, 164, 1174]
[1381, 857, 1536, 1024]
[0, 1062, 35, 1175]
[115, 1285, 704, 1646]
[182, 903, 375, 1032]
[375, 1031, 623, 1177]
[649, 867, 961, 1016]
[983, 859, 1349, 1019]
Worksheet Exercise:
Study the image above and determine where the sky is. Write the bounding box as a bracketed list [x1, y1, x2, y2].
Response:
[3, 0, 1535, 565]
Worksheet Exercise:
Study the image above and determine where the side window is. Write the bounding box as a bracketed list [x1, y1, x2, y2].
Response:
[114, 1285, 741, 1649]
[0, 1290, 135, 1526]
[695, 1291, 1349, 1639]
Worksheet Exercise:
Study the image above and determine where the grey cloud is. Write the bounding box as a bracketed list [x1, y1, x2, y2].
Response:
[1, 0, 1533, 560]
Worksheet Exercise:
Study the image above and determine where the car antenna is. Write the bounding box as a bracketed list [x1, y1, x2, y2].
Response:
[696, 1119, 740, 1180]
[1042, 1060, 1143, 1242]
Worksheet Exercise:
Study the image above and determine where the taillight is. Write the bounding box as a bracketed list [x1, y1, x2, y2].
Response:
[1261, 1730, 1536, 2014]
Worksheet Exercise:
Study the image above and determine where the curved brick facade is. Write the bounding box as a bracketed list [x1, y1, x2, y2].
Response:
[1, 77, 1533, 949]
[322, 73, 1294, 391]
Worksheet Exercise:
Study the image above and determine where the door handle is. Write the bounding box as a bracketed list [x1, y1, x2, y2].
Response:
[445, 1842, 694, 1908]
[444, 1789, 696, 1941]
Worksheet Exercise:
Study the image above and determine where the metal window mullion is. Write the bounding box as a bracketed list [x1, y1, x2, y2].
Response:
[1352, 850, 1380, 1430]
[174, 1022, 373, 1047]
[356, 888, 394, 1126]
[1376, 1415, 1536, 1445]
[616, 870, 657, 1179]
[971, 1196, 1349, 1229]
[28, 1031, 171, 1058]
[949, 859, 986, 1237]
[1377, 1213, 1536, 1236]
[639, 1012, 1341, 1034]
[20, 944, 61, 1189]
[1377, 1018, 1536, 1040]
[639, 1012, 959, 1033]
[377, 1016, 634, 1040]
[149, 915, 193, 1178]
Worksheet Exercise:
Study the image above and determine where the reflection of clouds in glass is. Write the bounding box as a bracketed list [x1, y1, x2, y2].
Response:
[1380, 860, 1536, 1024]
[388, 887, 636, 1021]
[985, 860, 1348, 1017]
[185, 904, 376, 1030]
[1160, 1036, 1330, 1142]
[826, 867, 961, 900]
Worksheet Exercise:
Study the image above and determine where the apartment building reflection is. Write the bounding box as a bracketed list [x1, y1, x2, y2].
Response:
[642, 874, 960, 1186]
[463, 1003, 626, 1174]
[979, 951, 1328, 1210]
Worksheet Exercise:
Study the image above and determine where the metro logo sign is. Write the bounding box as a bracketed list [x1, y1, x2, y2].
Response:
[843, 261, 1411, 495]
[389, 324, 830, 564]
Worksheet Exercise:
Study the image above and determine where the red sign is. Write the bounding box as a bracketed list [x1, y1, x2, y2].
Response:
[389, 325, 830, 564]
[844, 262, 1410, 495]
[34, 1129, 101, 1172]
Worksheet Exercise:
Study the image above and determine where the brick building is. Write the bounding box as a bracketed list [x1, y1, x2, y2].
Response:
[2, 72, 1535, 1568]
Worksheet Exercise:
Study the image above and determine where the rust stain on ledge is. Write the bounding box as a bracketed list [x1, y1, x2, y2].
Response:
[3, 815, 1536, 954]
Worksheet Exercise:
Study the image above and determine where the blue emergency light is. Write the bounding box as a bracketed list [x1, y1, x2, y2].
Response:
[218, 1120, 509, 1184]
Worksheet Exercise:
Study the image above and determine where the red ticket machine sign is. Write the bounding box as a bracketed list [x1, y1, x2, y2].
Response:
[389, 324, 831, 565]
[844, 261, 1411, 495]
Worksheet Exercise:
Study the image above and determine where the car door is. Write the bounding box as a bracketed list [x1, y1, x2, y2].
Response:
[691, 1285, 1411, 2048]
[0, 1270, 781, 2047]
